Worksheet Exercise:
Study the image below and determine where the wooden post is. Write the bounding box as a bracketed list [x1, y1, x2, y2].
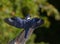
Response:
[8, 28, 35, 44]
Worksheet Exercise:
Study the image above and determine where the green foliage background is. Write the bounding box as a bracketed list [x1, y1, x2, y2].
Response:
[0, 0, 60, 44]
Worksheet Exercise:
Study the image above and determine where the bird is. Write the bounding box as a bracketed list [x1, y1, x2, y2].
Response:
[4, 15, 44, 38]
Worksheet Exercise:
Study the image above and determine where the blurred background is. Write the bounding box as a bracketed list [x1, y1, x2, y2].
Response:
[0, 0, 60, 44]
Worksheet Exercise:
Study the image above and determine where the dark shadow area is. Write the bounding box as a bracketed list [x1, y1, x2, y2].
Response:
[34, 5, 60, 44]
[38, 8, 48, 17]
[47, 0, 60, 12]
[34, 16, 60, 44]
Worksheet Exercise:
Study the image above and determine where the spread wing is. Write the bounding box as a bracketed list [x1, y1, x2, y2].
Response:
[30, 18, 44, 29]
[4, 17, 24, 28]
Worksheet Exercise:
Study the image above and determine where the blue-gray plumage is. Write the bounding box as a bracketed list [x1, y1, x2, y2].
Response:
[4, 15, 43, 38]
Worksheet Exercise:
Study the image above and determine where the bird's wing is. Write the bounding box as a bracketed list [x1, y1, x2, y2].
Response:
[29, 18, 44, 29]
[4, 17, 24, 28]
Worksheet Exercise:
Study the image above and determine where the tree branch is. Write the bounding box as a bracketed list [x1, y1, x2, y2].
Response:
[8, 28, 35, 44]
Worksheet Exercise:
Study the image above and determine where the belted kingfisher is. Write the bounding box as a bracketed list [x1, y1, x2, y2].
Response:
[4, 15, 43, 38]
